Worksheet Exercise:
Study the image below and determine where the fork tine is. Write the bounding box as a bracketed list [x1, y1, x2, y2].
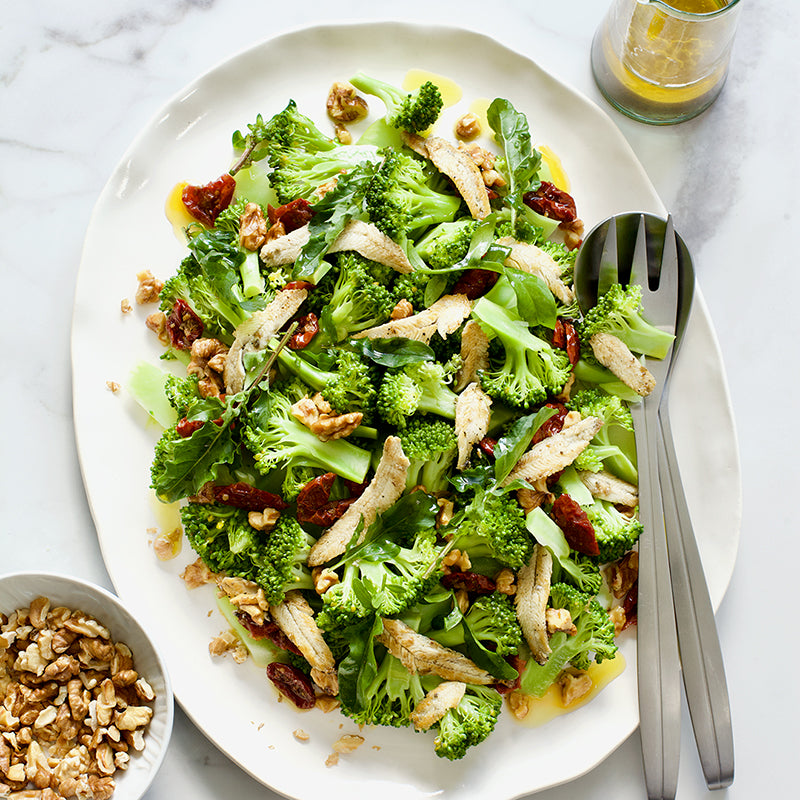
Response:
[598, 217, 619, 296]
[629, 213, 649, 290]
[659, 214, 679, 301]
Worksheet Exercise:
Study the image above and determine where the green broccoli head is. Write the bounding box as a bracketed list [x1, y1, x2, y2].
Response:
[472, 297, 572, 409]
[242, 378, 372, 484]
[363, 149, 461, 239]
[163, 374, 201, 417]
[350, 73, 444, 133]
[397, 417, 458, 493]
[433, 684, 503, 760]
[415, 218, 478, 270]
[579, 282, 675, 360]
[583, 499, 643, 564]
[377, 360, 458, 428]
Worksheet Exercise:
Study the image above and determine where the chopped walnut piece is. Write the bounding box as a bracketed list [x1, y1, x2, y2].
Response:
[292, 729, 310, 742]
[120, 298, 132, 314]
[506, 691, 531, 720]
[145, 311, 169, 346]
[325, 752, 339, 768]
[333, 124, 352, 145]
[290, 394, 363, 442]
[390, 298, 414, 320]
[105, 381, 120, 393]
[458, 141, 506, 188]
[216, 576, 269, 626]
[560, 218, 585, 251]
[546, 607, 577, 636]
[326, 81, 369, 124]
[605, 551, 639, 599]
[494, 567, 516, 596]
[239, 202, 268, 251]
[609, 606, 627, 635]
[135, 270, 164, 304]
[153, 527, 182, 561]
[557, 668, 593, 705]
[188, 337, 229, 399]
[442, 548, 471, 573]
[315, 696, 340, 714]
[454, 112, 482, 141]
[516, 485, 552, 514]
[331, 734, 364, 754]
[208, 630, 240, 658]
[312, 568, 339, 596]
[248, 508, 281, 531]
[180, 558, 216, 589]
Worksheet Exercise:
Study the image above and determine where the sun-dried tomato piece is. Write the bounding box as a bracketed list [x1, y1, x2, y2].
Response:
[552, 318, 581, 365]
[268, 198, 314, 233]
[266, 662, 316, 709]
[235, 612, 301, 655]
[302, 498, 357, 527]
[287, 313, 319, 350]
[296, 472, 361, 526]
[176, 417, 224, 437]
[623, 580, 638, 629]
[212, 482, 289, 511]
[551, 494, 599, 556]
[441, 571, 496, 595]
[452, 268, 499, 300]
[532, 402, 568, 444]
[166, 299, 204, 350]
[523, 181, 577, 223]
[342, 478, 368, 497]
[182, 173, 236, 227]
[283, 280, 315, 291]
[478, 437, 497, 459]
[296, 473, 336, 512]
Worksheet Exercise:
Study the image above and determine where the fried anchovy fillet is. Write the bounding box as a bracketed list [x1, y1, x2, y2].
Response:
[223, 287, 308, 393]
[589, 332, 656, 396]
[307, 436, 409, 567]
[269, 590, 338, 695]
[578, 469, 638, 507]
[503, 416, 603, 487]
[515, 544, 554, 665]
[496, 236, 575, 306]
[409, 681, 467, 731]
[377, 618, 495, 685]
[259, 219, 413, 273]
[455, 382, 492, 470]
[353, 293, 471, 343]
[454, 319, 490, 392]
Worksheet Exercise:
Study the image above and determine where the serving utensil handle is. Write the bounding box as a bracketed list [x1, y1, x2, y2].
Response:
[659, 406, 735, 789]
[633, 399, 682, 800]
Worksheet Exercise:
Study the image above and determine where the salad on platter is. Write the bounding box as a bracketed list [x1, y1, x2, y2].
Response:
[129, 70, 669, 761]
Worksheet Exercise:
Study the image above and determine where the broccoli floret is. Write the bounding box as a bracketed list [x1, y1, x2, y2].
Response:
[363, 149, 461, 239]
[248, 100, 382, 203]
[377, 361, 458, 428]
[397, 417, 458, 493]
[181, 503, 316, 605]
[519, 582, 618, 697]
[579, 282, 675, 360]
[280, 464, 318, 502]
[471, 297, 572, 409]
[584, 498, 643, 564]
[568, 388, 637, 484]
[392, 270, 430, 310]
[415, 219, 478, 269]
[276, 341, 379, 422]
[159, 229, 266, 340]
[316, 251, 397, 343]
[432, 592, 523, 656]
[433, 684, 502, 760]
[163, 374, 201, 417]
[242, 379, 372, 484]
[450, 487, 533, 570]
[350, 73, 444, 133]
[318, 528, 443, 630]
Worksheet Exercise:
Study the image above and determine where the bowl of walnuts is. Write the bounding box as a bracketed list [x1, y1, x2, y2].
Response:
[0, 572, 174, 800]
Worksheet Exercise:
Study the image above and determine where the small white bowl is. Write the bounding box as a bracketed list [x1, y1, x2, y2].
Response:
[0, 571, 174, 800]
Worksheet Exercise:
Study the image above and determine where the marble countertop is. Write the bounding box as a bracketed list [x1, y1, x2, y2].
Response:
[3, 1, 797, 798]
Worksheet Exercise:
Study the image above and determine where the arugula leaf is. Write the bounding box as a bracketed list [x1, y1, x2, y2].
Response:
[292, 163, 377, 280]
[493, 406, 558, 483]
[503, 266, 557, 328]
[337, 616, 383, 712]
[458, 614, 520, 682]
[487, 98, 542, 226]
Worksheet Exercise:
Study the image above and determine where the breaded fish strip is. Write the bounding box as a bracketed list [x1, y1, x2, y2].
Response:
[269, 590, 338, 695]
[377, 618, 494, 685]
[409, 681, 466, 731]
[503, 416, 604, 487]
[353, 293, 472, 343]
[259, 219, 413, 273]
[406, 134, 490, 220]
[455, 382, 492, 470]
[496, 236, 576, 306]
[307, 436, 410, 566]
[515, 544, 554, 665]
[589, 332, 656, 397]
[578, 470, 639, 508]
[223, 287, 308, 394]
[454, 319, 490, 391]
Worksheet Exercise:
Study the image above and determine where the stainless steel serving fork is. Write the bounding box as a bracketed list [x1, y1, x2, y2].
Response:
[597, 215, 682, 800]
